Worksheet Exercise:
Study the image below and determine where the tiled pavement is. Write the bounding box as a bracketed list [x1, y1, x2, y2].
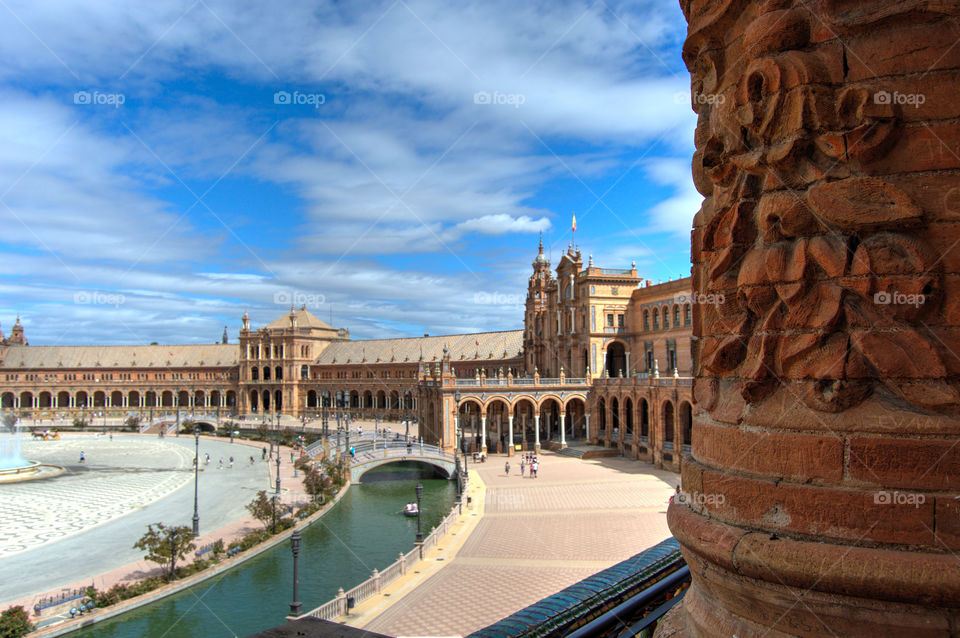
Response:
[363, 452, 677, 637]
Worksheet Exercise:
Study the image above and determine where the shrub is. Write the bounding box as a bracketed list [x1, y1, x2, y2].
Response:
[0, 605, 35, 637]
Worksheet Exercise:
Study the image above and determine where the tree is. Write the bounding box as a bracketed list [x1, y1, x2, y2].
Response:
[180, 418, 196, 434]
[246, 490, 276, 529]
[0, 606, 34, 638]
[72, 416, 89, 429]
[125, 415, 141, 431]
[302, 464, 328, 504]
[133, 523, 196, 581]
[1, 413, 16, 429]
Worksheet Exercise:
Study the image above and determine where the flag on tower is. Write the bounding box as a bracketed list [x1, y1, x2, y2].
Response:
[572, 213, 577, 233]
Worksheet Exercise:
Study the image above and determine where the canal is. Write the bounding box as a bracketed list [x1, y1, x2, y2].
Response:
[72, 464, 456, 637]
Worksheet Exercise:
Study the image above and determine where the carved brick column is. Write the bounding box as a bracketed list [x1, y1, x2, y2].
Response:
[660, 1, 960, 636]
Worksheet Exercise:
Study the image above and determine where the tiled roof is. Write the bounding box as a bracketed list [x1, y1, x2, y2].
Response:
[264, 307, 335, 331]
[314, 330, 524, 364]
[0, 344, 239, 369]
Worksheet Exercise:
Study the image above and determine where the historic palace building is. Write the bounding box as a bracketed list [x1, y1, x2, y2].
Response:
[0, 243, 693, 469]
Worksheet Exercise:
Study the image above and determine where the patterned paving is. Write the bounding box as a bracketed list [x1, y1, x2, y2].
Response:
[364, 452, 677, 637]
[0, 438, 194, 557]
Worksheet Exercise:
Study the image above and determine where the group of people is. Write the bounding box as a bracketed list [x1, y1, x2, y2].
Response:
[504, 453, 540, 478]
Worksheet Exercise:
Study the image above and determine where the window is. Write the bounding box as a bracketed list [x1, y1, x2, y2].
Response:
[643, 310, 649, 331]
[653, 310, 660, 330]
[662, 306, 670, 328]
[606, 314, 614, 327]
[673, 305, 680, 326]
[617, 314, 625, 328]
[685, 304, 691, 325]
[565, 284, 572, 299]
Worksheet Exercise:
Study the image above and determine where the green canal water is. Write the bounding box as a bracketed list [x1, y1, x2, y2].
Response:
[73, 464, 456, 638]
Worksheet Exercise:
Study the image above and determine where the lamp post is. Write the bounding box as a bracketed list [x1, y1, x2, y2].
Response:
[455, 456, 463, 514]
[454, 390, 461, 457]
[192, 424, 200, 536]
[415, 483, 423, 543]
[276, 454, 281, 495]
[289, 529, 302, 616]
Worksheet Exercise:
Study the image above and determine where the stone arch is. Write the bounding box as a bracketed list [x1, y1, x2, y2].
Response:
[307, 389, 318, 408]
[76, 391, 89, 407]
[20, 391, 34, 408]
[663, 400, 675, 446]
[92, 391, 106, 407]
[275, 366, 283, 380]
[611, 397, 620, 433]
[262, 389, 271, 411]
[512, 397, 537, 449]
[1, 392, 14, 408]
[606, 340, 628, 377]
[110, 390, 123, 407]
[225, 391, 236, 408]
[38, 391, 52, 408]
[178, 390, 190, 407]
[210, 390, 221, 407]
[565, 396, 587, 439]
[640, 398, 650, 439]
[250, 390, 259, 412]
[194, 390, 205, 407]
[625, 397, 634, 435]
[643, 309, 650, 331]
[673, 304, 681, 327]
[598, 396, 607, 432]
[160, 391, 173, 407]
[540, 396, 562, 443]
[485, 397, 511, 452]
[263, 366, 271, 381]
[274, 389, 283, 412]
[661, 305, 670, 328]
[680, 400, 693, 447]
[251, 366, 259, 381]
[129, 390, 141, 408]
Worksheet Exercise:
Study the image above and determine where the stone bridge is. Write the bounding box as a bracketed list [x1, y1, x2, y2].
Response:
[347, 441, 456, 483]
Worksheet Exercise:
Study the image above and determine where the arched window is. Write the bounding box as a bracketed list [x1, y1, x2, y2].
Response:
[263, 367, 271, 380]
[565, 284, 572, 298]
[652, 309, 660, 330]
[300, 365, 309, 379]
[251, 367, 259, 381]
[662, 306, 670, 328]
[643, 310, 650, 331]
[684, 303, 692, 325]
[673, 304, 680, 326]
[275, 366, 283, 380]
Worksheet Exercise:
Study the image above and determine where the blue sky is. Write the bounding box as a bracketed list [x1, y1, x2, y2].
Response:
[0, 0, 702, 346]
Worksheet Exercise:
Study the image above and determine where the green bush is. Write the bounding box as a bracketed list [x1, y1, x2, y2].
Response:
[0, 605, 35, 637]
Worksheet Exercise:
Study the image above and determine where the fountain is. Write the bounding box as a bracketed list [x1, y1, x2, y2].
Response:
[0, 417, 64, 483]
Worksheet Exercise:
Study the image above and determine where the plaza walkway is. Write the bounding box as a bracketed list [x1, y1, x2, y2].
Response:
[358, 451, 678, 637]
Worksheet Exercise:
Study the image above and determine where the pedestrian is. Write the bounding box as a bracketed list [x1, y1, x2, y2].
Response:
[520, 460, 526, 477]
[250, 455, 255, 465]
[109, 433, 113, 441]
[532, 461, 539, 478]
[262, 447, 267, 460]
[79, 451, 85, 463]
[218, 457, 223, 469]
[205, 453, 210, 465]
[229, 456, 234, 468]
[505, 461, 510, 476]
[290, 451, 295, 463]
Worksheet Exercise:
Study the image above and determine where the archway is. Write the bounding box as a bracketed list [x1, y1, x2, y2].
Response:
[640, 398, 650, 440]
[307, 390, 318, 408]
[680, 401, 693, 448]
[540, 397, 561, 444]
[486, 398, 510, 452]
[274, 390, 283, 412]
[76, 391, 88, 407]
[93, 391, 106, 408]
[625, 398, 634, 436]
[513, 398, 536, 450]
[250, 390, 259, 412]
[20, 391, 34, 409]
[1, 392, 13, 408]
[606, 341, 627, 377]
[565, 397, 587, 440]
[110, 391, 123, 407]
[456, 398, 483, 453]
[663, 401, 675, 449]
[57, 391, 71, 408]
[611, 397, 620, 436]
[597, 397, 606, 434]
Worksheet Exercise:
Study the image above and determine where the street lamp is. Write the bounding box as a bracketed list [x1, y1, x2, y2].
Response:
[415, 483, 424, 543]
[272, 493, 278, 534]
[276, 454, 281, 495]
[192, 424, 200, 536]
[454, 390, 461, 457]
[169, 529, 178, 581]
[289, 529, 302, 616]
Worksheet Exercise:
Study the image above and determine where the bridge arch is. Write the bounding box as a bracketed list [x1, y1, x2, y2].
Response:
[351, 457, 454, 483]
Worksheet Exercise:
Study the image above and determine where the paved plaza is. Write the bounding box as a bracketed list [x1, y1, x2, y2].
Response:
[0, 433, 276, 607]
[362, 452, 678, 637]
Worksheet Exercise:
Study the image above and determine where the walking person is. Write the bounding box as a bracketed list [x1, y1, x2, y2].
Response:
[79, 451, 85, 464]
[532, 460, 539, 478]
[262, 447, 267, 460]
[229, 456, 234, 468]
[505, 461, 510, 476]
[520, 459, 526, 477]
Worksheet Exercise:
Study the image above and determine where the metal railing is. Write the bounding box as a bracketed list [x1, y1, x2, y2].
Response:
[300, 490, 466, 622]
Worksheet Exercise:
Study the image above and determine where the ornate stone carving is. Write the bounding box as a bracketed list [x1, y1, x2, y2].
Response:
[686, 0, 960, 417]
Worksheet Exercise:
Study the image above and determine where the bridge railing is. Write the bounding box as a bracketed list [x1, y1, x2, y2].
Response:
[299, 477, 467, 622]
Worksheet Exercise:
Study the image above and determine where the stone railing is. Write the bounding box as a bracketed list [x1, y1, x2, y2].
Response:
[454, 376, 591, 388]
[300, 490, 465, 622]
